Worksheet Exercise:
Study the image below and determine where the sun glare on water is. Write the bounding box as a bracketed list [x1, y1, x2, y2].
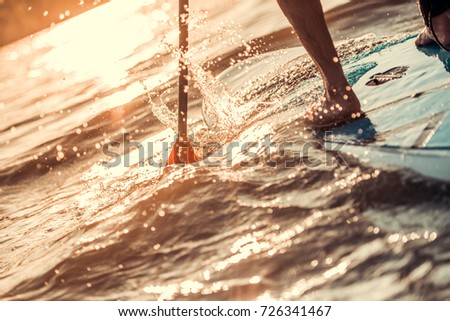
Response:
[27, 0, 171, 87]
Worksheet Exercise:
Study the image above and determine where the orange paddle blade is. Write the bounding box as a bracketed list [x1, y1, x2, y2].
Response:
[167, 138, 200, 165]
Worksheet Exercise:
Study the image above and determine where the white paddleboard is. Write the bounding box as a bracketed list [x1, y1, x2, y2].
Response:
[323, 38, 450, 181]
[203, 37, 450, 181]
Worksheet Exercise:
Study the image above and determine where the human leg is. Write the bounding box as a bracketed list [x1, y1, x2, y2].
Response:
[416, 0, 450, 49]
[277, 0, 362, 127]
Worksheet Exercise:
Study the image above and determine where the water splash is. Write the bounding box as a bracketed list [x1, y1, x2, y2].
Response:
[189, 59, 251, 130]
[150, 97, 178, 132]
[140, 79, 178, 131]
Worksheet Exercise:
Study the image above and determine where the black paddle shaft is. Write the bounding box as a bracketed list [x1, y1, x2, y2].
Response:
[178, 0, 189, 145]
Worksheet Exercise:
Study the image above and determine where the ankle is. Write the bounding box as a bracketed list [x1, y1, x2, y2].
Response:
[325, 83, 354, 100]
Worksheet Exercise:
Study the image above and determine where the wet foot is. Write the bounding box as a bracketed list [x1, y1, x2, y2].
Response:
[303, 86, 363, 129]
[415, 9, 450, 49]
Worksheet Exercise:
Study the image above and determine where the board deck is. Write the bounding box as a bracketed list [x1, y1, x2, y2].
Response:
[324, 39, 450, 181]
[209, 37, 450, 181]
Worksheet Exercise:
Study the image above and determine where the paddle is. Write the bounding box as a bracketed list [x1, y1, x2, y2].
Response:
[167, 0, 200, 165]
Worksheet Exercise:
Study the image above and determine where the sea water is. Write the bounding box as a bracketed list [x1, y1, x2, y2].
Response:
[1, 0, 449, 300]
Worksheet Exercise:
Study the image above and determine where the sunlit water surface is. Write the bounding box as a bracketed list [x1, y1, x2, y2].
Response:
[1, 0, 449, 300]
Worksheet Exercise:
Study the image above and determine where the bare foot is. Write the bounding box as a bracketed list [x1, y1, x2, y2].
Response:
[416, 9, 450, 49]
[303, 86, 363, 129]
[415, 27, 437, 46]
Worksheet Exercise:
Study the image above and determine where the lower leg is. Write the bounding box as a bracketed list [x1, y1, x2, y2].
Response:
[277, 0, 361, 125]
[416, 0, 450, 49]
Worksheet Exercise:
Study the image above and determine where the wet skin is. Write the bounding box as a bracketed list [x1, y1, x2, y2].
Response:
[277, 0, 450, 127]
